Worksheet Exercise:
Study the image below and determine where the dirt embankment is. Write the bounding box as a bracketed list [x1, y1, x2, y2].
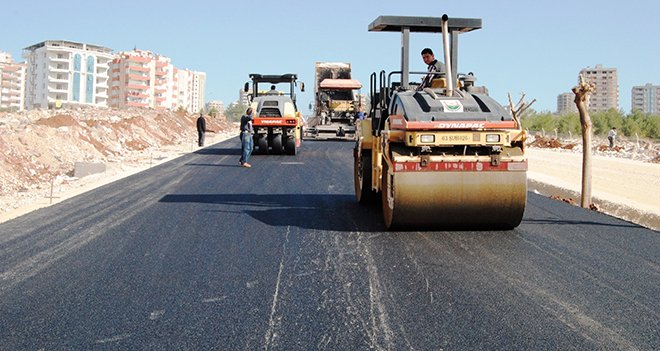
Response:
[0, 108, 232, 213]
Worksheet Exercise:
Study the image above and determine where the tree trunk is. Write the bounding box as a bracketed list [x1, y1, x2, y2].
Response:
[572, 75, 595, 208]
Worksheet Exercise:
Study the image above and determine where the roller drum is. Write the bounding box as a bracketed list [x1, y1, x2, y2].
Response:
[382, 163, 527, 229]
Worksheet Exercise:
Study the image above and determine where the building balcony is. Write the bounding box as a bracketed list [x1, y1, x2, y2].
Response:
[155, 60, 167, 67]
[128, 65, 150, 72]
[48, 56, 70, 63]
[155, 96, 165, 102]
[127, 84, 149, 90]
[128, 73, 149, 81]
[126, 101, 148, 107]
[154, 88, 167, 94]
[128, 55, 150, 63]
[49, 65, 70, 72]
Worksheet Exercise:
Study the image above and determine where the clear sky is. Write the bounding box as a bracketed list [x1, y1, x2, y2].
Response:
[2, 0, 658, 114]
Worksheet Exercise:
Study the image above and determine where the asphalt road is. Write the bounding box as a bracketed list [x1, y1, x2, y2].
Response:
[0, 139, 658, 350]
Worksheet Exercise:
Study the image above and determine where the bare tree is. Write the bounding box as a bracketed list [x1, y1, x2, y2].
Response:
[572, 74, 596, 208]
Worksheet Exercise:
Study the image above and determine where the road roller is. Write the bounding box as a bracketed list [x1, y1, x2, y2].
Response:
[244, 74, 304, 155]
[354, 15, 528, 229]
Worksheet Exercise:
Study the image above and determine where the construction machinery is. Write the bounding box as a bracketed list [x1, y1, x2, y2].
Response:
[244, 74, 304, 155]
[354, 15, 528, 229]
[305, 62, 362, 140]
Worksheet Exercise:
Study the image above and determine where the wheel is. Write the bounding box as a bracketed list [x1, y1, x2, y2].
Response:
[256, 134, 268, 154]
[271, 134, 283, 155]
[381, 159, 395, 229]
[284, 136, 296, 155]
[354, 149, 377, 204]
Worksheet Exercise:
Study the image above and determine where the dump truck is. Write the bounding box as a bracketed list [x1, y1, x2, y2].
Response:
[244, 74, 304, 155]
[305, 62, 362, 140]
[354, 15, 528, 229]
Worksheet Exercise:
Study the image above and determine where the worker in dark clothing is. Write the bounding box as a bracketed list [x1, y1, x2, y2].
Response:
[196, 113, 208, 147]
[239, 107, 254, 168]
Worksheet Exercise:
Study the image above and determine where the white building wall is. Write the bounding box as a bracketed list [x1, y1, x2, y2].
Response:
[22, 40, 113, 109]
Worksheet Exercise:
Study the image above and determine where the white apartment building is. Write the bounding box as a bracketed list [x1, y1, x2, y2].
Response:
[631, 83, 660, 114]
[205, 100, 224, 115]
[579, 64, 619, 112]
[22, 40, 113, 109]
[109, 49, 175, 110]
[556, 92, 577, 114]
[0, 52, 27, 111]
[175, 69, 206, 113]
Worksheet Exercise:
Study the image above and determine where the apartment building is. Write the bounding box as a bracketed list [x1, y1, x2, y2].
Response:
[556, 92, 577, 114]
[205, 100, 224, 115]
[579, 64, 618, 112]
[22, 40, 113, 109]
[175, 69, 206, 113]
[631, 83, 660, 114]
[0, 52, 27, 111]
[109, 49, 175, 110]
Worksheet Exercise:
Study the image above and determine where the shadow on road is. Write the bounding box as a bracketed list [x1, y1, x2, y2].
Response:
[523, 218, 639, 228]
[159, 193, 385, 232]
[194, 147, 241, 156]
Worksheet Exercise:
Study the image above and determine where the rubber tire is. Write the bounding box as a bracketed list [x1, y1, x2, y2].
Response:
[284, 136, 296, 155]
[354, 150, 377, 204]
[381, 160, 395, 229]
[256, 135, 268, 154]
[271, 134, 283, 155]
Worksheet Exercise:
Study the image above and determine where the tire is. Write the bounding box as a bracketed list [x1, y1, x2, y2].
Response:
[256, 134, 268, 154]
[354, 149, 377, 204]
[271, 134, 283, 155]
[284, 136, 296, 155]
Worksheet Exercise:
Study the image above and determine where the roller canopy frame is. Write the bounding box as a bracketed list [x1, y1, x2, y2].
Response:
[368, 15, 481, 90]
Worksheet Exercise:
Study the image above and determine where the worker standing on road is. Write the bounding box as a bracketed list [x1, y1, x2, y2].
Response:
[418, 48, 446, 90]
[239, 107, 254, 168]
[608, 127, 617, 148]
[196, 113, 208, 147]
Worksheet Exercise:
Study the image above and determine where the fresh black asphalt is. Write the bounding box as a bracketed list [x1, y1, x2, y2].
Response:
[0, 139, 658, 350]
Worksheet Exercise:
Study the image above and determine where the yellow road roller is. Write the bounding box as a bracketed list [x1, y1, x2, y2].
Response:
[354, 15, 528, 229]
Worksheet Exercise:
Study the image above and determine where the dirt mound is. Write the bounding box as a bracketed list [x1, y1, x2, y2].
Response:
[34, 114, 80, 128]
[0, 107, 232, 212]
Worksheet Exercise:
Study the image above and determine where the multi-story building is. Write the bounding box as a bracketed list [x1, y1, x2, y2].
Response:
[238, 88, 250, 106]
[175, 69, 206, 113]
[631, 83, 660, 114]
[22, 40, 113, 109]
[0, 52, 27, 111]
[109, 49, 175, 110]
[556, 92, 577, 114]
[579, 64, 618, 112]
[205, 100, 224, 116]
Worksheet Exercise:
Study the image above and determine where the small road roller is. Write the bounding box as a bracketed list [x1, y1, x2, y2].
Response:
[354, 15, 528, 229]
[244, 74, 304, 155]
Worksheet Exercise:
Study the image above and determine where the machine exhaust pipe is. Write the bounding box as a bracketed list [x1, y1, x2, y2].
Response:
[441, 14, 453, 97]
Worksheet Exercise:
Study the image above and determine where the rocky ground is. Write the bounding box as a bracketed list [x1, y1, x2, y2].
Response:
[0, 107, 233, 221]
[0, 110, 658, 230]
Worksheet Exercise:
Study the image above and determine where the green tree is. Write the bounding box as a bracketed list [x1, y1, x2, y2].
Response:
[224, 102, 249, 122]
[209, 107, 218, 118]
[556, 112, 580, 136]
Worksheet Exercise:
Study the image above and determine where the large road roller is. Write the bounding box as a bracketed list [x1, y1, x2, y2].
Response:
[244, 74, 304, 155]
[354, 15, 528, 229]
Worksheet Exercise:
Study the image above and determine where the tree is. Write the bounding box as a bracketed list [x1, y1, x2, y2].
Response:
[224, 102, 249, 122]
[209, 107, 218, 118]
[572, 74, 595, 208]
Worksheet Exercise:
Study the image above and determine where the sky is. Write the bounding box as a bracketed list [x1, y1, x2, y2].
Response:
[2, 0, 658, 115]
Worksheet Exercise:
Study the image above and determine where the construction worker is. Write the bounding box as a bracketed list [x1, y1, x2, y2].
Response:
[196, 113, 207, 146]
[239, 108, 254, 168]
[267, 85, 278, 95]
[418, 48, 446, 90]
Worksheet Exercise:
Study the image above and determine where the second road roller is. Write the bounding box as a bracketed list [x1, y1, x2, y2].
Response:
[354, 15, 528, 229]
